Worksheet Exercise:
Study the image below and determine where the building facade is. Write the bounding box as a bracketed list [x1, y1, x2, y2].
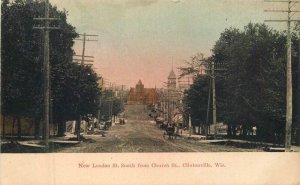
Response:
[158, 68, 183, 124]
[127, 80, 159, 105]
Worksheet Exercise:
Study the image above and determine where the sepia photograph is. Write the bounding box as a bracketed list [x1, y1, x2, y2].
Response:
[1, 0, 300, 184]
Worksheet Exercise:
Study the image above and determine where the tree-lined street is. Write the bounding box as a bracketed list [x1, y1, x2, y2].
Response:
[2, 1, 300, 185]
[1, 0, 300, 153]
[46, 105, 263, 153]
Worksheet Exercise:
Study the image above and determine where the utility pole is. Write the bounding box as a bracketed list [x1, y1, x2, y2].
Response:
[110, 85, 113, 124]
[120, 85, 124, 104]
[205, 78, 211, 137]
[74, 33, 98, 66]
[297, 40, 300, 145]
[206, 59, 226, 139]
[189, 114, 192, 136]
[211, 61, 217, 139]
[164, 95, 166, 121]
[108, 83, 114, 125]
[73, 33, 98, 140]
[191, 54, 215, 137]
[264, 0, 300, 152]
[192, 54, 218, 139]
[0, 20, 2, 138]
[164, 93, 167, 122]
[98, 96, 102, 125]
[178, 75, 192, 132]
[33, 0, 59, 146]
[180, 54, 220, 138]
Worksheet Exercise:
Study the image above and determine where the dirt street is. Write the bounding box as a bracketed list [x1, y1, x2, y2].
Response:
[53, 104, 262, 152]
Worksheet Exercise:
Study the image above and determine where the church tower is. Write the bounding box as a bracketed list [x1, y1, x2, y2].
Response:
[136, 80, 144, 93]
[168, 68, 176, 90]
[136, 80, 144, 103]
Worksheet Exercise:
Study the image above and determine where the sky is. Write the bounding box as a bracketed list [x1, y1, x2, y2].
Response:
[49, 0, 294, 88]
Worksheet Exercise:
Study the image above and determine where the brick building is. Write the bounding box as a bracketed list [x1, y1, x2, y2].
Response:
[127, 80, 159, 105]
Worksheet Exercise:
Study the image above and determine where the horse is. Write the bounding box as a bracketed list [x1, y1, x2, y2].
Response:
[163, 125, 176, 139]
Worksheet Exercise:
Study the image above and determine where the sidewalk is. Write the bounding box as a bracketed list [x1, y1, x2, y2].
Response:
[178, 130, 300, 152]
[179, 130, 206, 140]
[0, 130, 104, 148]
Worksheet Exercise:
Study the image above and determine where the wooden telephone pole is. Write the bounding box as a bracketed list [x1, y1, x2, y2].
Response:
[297, 41, 300, 145]
[264, 0, 300, 152]
[208, 60, 226, 139]
[73, 33, 98, 140]
[74, 33, 98, 66]
[194, 54, 223, 139]
[211, 61, 217, 139]
[33, 0, 59, 146]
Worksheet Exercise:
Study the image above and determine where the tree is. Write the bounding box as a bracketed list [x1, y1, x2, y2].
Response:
[179, 53, 207, 78]
[1, 0, 45, 138]
[1, 0, 101, 139]
[182, 23, 296, 143]
[293, 22, 300, 145]
[51, 63, 101, 136]
[99, 89, 124, 121]
[112, 97, 124, 117]
[183, 75, 211, 135]
[213, 23, 287, 142]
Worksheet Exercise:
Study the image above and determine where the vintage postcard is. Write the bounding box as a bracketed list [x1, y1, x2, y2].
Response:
[1, 0, 300, 184]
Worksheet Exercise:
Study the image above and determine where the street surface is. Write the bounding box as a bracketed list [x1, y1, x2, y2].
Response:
[53, 105, 262, 152]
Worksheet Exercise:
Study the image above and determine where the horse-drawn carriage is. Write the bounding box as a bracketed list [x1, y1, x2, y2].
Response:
[119, 118, 126, 125]
[163, 124, 177, 139]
